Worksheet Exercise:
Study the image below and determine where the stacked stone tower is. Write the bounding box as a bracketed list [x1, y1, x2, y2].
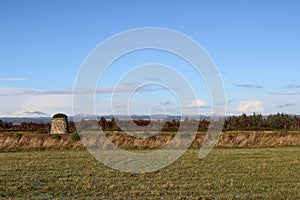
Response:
[50, 113, 69, 134]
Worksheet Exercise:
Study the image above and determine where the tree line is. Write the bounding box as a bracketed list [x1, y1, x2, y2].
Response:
[0, 120, 76, 133]
[224, 113, 300, 131]
[1, 113, 300, 133]
[99, 113, 300, 132]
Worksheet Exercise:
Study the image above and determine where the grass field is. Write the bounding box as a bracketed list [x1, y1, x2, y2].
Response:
[1, 147, 299, 199]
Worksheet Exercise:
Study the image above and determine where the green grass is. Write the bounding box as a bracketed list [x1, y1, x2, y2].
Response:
[0, 147, 299, 199]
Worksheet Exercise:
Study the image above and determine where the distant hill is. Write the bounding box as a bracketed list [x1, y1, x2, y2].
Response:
[0, 111, 50, 118]
[0, 111, 51, 123]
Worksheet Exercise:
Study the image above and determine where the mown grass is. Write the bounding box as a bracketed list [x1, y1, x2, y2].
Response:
[0, 147, 299, 199]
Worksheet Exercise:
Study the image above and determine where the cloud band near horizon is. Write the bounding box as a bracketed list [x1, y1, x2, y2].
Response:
[0, 85, 170, 96]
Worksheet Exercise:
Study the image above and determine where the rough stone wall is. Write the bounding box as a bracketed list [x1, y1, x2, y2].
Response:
[50, 117, 69, 134]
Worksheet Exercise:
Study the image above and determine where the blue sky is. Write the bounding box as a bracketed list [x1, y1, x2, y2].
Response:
[0, 0, 300, 116]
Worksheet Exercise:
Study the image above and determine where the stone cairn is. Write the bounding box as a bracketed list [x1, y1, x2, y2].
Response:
[50, 113, 69, 134]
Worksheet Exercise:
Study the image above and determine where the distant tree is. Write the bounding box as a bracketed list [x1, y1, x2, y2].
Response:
[198, 119, 210, 131]
[224, 116, 238, 131]
[4, 122, 12, 129]
[111, 117, 120, 131]
[249, 112, 263, 130]
[99, 117, 107, 131]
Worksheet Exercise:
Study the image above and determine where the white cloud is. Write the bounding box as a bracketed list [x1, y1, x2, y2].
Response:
[237, 100, 264, 112]
[174, 100, 210, 115]
[187, 100, 206, 107]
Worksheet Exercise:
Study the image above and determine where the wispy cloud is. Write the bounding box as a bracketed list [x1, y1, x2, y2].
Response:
[269, 92, 300, 96]
[134, 84, 169, 93]
[144, 77, 161, 82]
[228, 99, 235, 105]
[0, 78, 27, 81]
[0, 85, 168, 96]
[122, 82, 141, 87]
[236, 84, 263, 89]
[278, 103, 295, 108]
[286, 84, 300, 89]
[161, 101, 172, 106]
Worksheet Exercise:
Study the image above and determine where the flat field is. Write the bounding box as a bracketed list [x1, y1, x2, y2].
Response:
[0, 147, 299, 199]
